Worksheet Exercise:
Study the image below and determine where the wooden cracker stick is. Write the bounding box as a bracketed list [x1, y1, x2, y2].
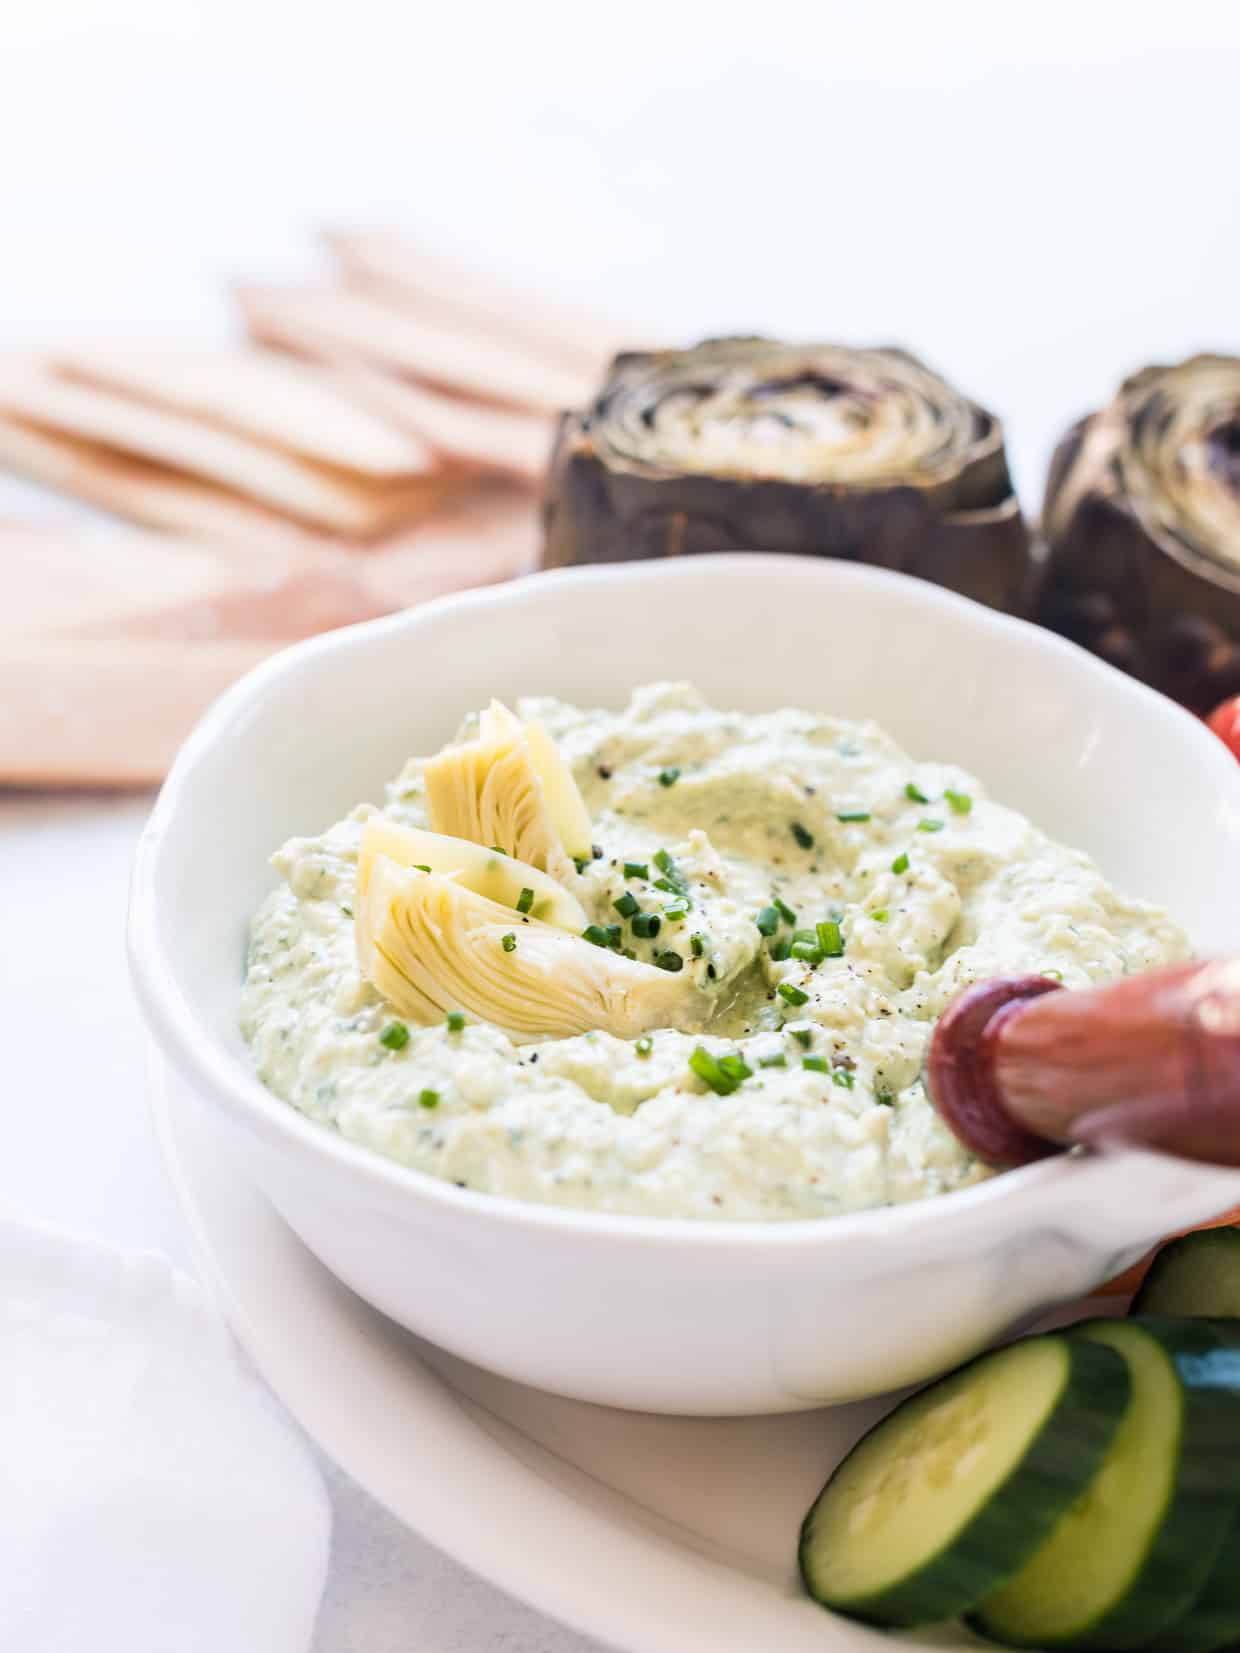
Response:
[327, 229, 637, 376]
[238, 282, 593, 415]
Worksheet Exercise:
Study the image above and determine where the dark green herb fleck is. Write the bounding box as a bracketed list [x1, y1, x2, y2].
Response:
[582, 923, 611, 947]
[689, 1045, 741, 1095]
[945, 789, 973, 815]
[516, 887, 535, 915]
[791, 822, 815, 850]
[891, 851, 910, 875]
[791, 1028, 813, 1048]
[658, 767, 681, 788]
[802, 1054, 829, 1073]
[445, 1011, 466, 1033]
[871, 909, 890, 924]
[832, 1067, 856, 1089]
[379, 1021, 410, 1051]
[774, 896, 797, 926]
[758, 1051, 787, 1068]
[624, 861, 649, 880]
[917, 818, 944, 833]
[756, 905, 780, 937]
[501, 932, 517, 952]
[613, 891, 640, 919]
[835, 809, 871, 823]
[791, 939, 825, 964]
[632, 912, 662, 939]
[418, 1088, 440, 1110]
[718, 1053, 753, 1085]
[777, 981, 810, 1006]
[769, 937, 792, 962]
[635, 1035, 653, 1057]
[817, 919, 845, 957]
[654, 950, 684, 972]
[904, 782, 929, 804]
[690, 933, 705, 957]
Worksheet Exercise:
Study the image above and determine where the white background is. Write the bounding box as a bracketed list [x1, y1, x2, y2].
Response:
[2, 3, 1239, 1647]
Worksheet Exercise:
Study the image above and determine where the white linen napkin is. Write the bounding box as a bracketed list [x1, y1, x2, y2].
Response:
[0, 1213, 330, 1653]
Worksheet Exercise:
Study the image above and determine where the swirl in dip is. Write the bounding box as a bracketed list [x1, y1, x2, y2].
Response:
[241, 684, 1188, 1220]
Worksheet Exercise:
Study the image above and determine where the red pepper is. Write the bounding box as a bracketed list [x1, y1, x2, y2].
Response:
[1206, 694, 1240, 762]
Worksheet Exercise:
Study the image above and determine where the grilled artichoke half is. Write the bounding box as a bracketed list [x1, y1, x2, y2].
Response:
[358, 817, 589, 932]
[1038, 354, 1240, 711]
[543, 337, 1031, 613]
[355, 852, 709, 1040]
[424, 700, 593, 877]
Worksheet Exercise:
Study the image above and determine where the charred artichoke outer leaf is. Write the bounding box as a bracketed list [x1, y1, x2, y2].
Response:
[543, 338, 1030, 614]
[1038, 354, 1240, 712]
[356, 857, 709, 1041]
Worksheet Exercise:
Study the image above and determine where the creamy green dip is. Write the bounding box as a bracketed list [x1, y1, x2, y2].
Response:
[241, 683, 1189, 1221]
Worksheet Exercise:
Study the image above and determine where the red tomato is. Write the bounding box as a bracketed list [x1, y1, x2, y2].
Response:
[1207, 695, 1240, 762]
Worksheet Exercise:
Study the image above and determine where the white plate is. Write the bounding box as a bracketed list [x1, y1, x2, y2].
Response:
[151, 1047, 1000, 1653]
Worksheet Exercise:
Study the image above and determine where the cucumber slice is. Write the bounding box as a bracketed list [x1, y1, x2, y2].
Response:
[798, 1334, 1131, 1628]
[971, 1317, 1240, 1649]
[1146, 1511, 1240, 1653]
[1132, 1229, 1240, 1318]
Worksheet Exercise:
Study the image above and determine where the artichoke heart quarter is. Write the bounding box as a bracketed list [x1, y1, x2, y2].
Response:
[356, 857, 709, 1041]
[424, 699, 593, 874]
[357, 816, 588, 932]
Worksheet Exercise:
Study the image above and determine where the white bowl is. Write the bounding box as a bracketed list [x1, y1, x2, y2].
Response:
[129, 554, 1240, 1415]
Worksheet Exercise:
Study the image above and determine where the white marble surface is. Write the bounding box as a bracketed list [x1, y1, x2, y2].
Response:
[4, 3, 1240, 1646]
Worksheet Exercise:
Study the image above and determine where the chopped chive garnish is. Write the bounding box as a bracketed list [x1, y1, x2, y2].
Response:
[654, 848, 675, 875]
[622, 946, 638, 959]
[632, 912, 662, 938]
[653, 877, 678, 894]
[904, 782, 929, 804]
[817, 919, 844, 958]
[412, 863, 432, 873]
[706, 962, 718, 979]
[945, 789, 973, 815]
[876, 1084, 896, 1105]
[791, 822, 815, 850]
[791, 940, 825, 964]
[718, 1053, 754, 1085]
[891, 851, 910, 874]
[1042, 968, 1065, 981]
[835, 809, 871, 823]
[791, 1028, 813, 1048]
[793, 927, 817, 945]
[582, 923, 611, 947]
[802, 1054, 829, 1073]
[658, 767, 681, 788]
[777, 982, 810, 1006]
[871, 909, 890, 923]
[663, 903, 690, 922]
[635, 1035, 653, 1057]
[769, 937, 792, 961]
[832, 1067, 856, 1090]
[516, 887, 535, 914]
[624, 861, 649, 880]
[759, 1051, 787, 1068]
[654, 950, 684, 972]
[774, 897, 798, 926]
[341, 905, 353, 918]
[445, 1011, 466, 1033]
[501, 932, 517, 952]
[379, 1021, 410, 1051]
[604, 923, 624, 948]
[573, 857, 591, 874]
[418, 1088, 440, 1110]
[689, 1045, 744, 1095]
[492, 845, 506, 855]
[690, 933, 705, 957]
[613, 891, 640, 919]
[917, 818, 944, 833]
[756, 905, 780, 937]
[652, 848, 689, 895]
